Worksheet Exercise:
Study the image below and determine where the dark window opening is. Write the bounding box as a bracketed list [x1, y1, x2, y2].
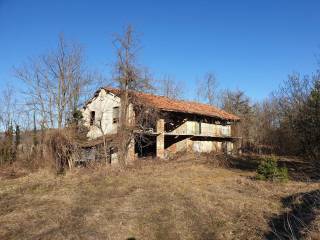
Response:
[90, 111, 95, 126]
[113, 106, 119, 124]
[135, 135, 156, 157]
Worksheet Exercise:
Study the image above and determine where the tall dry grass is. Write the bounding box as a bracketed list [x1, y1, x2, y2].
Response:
[1, 157, 319, 240]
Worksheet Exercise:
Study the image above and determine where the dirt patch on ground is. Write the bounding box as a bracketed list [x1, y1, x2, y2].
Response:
[0, 157, 319, 240]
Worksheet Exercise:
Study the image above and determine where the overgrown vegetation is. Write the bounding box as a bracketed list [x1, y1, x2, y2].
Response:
[45, 130, 80, 174]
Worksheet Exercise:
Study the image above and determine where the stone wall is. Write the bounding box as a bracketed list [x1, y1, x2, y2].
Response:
[169, 120, 231, 137]
[165, 138, 233, 155]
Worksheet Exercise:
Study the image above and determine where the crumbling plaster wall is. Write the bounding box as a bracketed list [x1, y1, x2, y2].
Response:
[165, 118, 233, 155]
[166, 139, 233, 155]
[169, 120, 231, 137]
[82, 89, 120, 139]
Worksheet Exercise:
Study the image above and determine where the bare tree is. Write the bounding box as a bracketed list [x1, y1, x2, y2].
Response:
[275, 72, 311, 120]
[271, 72, 319, 157]
[196, 73, 219, 105]
[0, 85, 18, 164]
[158, 75, 184, 99]
[216, 70, 320, 158]
[221, 90, 251, 115]
[112, 25, 154, 167]
[15, 34, 94, 129]
[221, 89, 254, 149]
[0, 85, 18, 131]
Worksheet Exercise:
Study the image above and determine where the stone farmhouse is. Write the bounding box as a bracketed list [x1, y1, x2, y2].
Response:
[81, 87, 240, 162]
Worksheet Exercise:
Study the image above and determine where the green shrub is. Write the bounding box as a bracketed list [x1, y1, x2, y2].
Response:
[256, 156, 289, 182]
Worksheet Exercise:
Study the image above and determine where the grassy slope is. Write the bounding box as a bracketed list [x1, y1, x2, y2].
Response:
[0, 157, 319, 240]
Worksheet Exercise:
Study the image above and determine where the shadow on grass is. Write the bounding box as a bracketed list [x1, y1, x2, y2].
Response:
[265, 190, 320, 239]
[277, 159, 320, 182]
[228, 154, 320, 182]
[228, 154, 260, 171]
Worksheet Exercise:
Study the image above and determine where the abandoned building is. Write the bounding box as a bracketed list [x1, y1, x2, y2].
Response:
[81, 87, 240, 163]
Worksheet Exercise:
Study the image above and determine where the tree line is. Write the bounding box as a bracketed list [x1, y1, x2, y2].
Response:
[196, 71, 320, 165]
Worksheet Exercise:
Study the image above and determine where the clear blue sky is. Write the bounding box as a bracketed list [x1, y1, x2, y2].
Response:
[1, 0, 320, 101]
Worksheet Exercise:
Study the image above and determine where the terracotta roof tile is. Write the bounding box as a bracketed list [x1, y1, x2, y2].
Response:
[104, 87, 240, 121]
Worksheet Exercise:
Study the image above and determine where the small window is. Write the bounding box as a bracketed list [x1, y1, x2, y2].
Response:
[113, 107, 119, 124]
[90, 111, 95, 126]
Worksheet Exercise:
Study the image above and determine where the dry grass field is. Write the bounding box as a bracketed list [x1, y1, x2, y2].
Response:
[0, 155, 319, 240]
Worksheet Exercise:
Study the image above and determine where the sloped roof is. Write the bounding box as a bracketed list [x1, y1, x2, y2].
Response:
[102, 87, 240, 121]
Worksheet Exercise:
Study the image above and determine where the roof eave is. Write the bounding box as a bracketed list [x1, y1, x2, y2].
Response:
[158, 108, 240, 122]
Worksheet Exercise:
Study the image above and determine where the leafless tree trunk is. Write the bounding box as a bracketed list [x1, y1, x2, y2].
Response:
[112, 25, 154, 167]
[93, 111, 109, 165]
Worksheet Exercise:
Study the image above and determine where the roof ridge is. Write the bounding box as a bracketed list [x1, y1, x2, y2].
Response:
[105, 86, 219, 108]
[102, 87, 240, 121]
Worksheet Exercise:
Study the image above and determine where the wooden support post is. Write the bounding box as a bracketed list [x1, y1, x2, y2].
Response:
[156, 119, 165, 159]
